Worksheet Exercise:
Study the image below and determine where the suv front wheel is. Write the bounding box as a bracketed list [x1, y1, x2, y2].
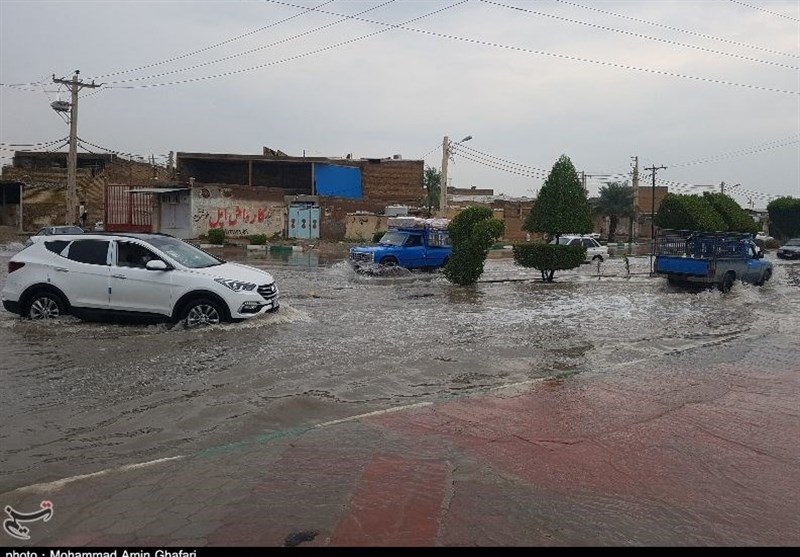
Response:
[181, 297, 225, 328]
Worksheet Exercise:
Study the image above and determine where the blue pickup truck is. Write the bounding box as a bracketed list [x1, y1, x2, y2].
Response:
[654, 230, 773, 292]
[349, 218, 451, 270]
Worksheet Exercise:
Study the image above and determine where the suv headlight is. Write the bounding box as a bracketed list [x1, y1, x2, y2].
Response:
[214, 278, 257, 292]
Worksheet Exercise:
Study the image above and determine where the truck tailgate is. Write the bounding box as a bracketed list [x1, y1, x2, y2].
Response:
[655, 256, 709, 277]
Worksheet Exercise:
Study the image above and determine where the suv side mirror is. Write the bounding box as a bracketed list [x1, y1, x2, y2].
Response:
[146, 260, 170, 271]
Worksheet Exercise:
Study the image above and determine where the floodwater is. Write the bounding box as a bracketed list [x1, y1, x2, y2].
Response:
[1, 243, 798, 494]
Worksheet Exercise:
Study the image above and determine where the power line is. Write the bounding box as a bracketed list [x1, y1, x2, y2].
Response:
[88, 0, 338, 80]
[450, 148, 550, 179]
[418, 142, 443, 160]
[553, 0, 799, 59]
[670, 135, 800, 167]
[103, 0, 469, 90]
[452, 143, 552, 175]
[98, 0, 800, 94]
[728, 0, 800, 23]
[480, 0, 800, 71]
[105, 0, 397, 86]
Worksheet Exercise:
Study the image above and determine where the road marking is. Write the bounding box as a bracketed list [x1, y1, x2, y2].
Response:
[7, 456, 185, 495]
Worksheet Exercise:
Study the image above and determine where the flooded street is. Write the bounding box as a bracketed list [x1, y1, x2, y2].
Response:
[1, 244, 799, 545]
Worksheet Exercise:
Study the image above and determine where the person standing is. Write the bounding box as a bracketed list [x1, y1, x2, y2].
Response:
[79, 201, 88, 229]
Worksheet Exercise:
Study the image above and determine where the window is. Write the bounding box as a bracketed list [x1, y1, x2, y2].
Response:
[67, 240, 109, 266]
[569, 239, 581, 246]
[117, 241, 160, 268]
[405, 235, 423, 247]
[582, 239, 595, 248]
[44, 240, 69, 255]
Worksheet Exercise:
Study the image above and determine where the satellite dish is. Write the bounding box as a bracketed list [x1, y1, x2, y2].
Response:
[51, 100, 71, 113]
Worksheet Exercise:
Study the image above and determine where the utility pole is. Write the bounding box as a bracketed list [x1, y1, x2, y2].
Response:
[439, 135, 449, 216]
[720, 181, 726, 195]
[52, 71, 101, 225]
[645, 164, 667, 275]
[631, 156, 639, 242]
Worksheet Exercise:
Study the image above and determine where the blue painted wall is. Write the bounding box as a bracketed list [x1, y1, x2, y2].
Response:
[315, 164, 362, 199]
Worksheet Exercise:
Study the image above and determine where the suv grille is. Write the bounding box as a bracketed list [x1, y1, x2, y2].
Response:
[350, 252, 373, 263]
[258, 283, 278, 301]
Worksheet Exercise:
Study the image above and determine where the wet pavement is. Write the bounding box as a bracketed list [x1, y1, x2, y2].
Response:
[1, 243, 798, 546]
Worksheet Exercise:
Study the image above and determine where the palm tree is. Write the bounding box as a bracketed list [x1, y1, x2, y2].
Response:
[595, 182, 634, 242]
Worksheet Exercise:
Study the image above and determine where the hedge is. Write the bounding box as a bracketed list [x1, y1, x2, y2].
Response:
[513, 243, 586, 282]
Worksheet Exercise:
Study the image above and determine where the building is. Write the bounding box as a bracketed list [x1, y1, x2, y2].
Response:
[3, 149, 425, 240]
[1, 151, 171, 231]
[169, 150, 424, 240]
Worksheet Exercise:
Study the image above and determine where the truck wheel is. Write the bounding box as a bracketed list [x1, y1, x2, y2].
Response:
[757, 268, 772, 286]
[719, 272, 735, 293]
[380, 256, 398, 267]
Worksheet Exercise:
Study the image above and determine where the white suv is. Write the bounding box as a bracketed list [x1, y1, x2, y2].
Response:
[2, 233, 279, 326]
[550, 235, 609, 262]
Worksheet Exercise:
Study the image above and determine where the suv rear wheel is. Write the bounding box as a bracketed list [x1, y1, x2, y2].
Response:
[182, 298, 224, 328]
[24, 290, 66, 320]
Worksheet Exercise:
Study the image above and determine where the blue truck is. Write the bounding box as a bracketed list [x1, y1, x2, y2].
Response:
[349, 217, 452, 270]
[654, 230, 773, 292]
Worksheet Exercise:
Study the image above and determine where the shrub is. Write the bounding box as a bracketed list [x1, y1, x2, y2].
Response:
[248, 234, 267, 245]
[373, 230, 386, 243]
[444, 207, 505, 286]
[754, 238, 780, 250]
[207, 229, 225, 245]
[513, 243, 585, 282]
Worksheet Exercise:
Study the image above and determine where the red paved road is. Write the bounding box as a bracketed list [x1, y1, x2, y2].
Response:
[2, 333, 798, 546]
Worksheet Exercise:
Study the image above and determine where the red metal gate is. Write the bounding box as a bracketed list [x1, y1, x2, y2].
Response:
[104, 184, 153, 232]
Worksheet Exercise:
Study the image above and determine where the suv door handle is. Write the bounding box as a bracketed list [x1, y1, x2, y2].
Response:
[111, 274, 127, 279]
[54, 267, 68, 272]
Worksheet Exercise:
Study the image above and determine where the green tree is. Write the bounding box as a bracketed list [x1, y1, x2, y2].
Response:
[594, 182, 634, 242]
[513, 243, 586, 282]
[523, 154, 592, 240]
[444, 206, 505, 286]
[767, 196, 800, 240]
[655, 193, 726, 232]
[423, 166, 441, 215]
[702, 193, 759, 234]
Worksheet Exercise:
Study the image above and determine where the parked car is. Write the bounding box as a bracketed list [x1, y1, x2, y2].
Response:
[2, 233, 279, 326]
[25, 226, 84, 246]
[549, 235, 609, 262]
[777, 238, 800, 259]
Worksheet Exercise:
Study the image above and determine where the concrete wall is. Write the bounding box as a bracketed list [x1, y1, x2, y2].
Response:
[191, 185, 285, 239]
[345, 214, 389, 241]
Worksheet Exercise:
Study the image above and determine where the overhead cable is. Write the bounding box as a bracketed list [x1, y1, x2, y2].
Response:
[553, 0, 799, 59]
[103, 0, 469, 89]
[670, 135, 800, 167]
[481, 0, 800, 71]
[105, 0, 397, 85]
[728, 0, 800, 23]
[89, 0, 338, 80]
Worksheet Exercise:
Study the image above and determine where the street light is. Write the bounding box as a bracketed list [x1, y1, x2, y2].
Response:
[439, 135, 472, 215]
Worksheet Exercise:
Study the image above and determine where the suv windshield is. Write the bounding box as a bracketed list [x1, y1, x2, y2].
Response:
[378, 231, 407, 246]
[145, 237, 223, 268]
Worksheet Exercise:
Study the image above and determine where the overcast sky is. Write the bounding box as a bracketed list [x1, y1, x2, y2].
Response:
[1, 0, 798, 209]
